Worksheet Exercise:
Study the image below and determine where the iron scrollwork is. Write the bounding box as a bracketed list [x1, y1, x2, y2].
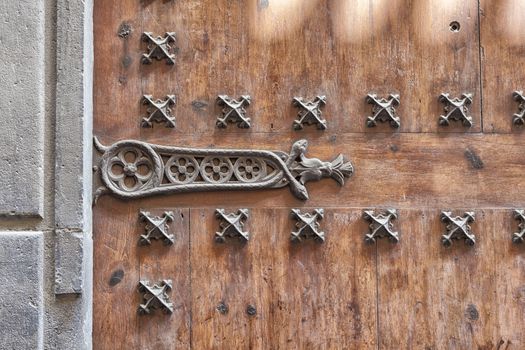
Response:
[216, 95, 251, 128]
[215, 208, 250, 242]
[290, 208, 325, 242]
[438, 93, 473, 127]
[141, 32, 177, 65]
[363, 209, 399, 243]
[512, 91, 525, 125]
[93, 138, 353, 202]
[440, 211, 476, 247]
[141, 95, 176, 128]
[292, 96, 328, 130]
[138, 280, 173, 315]
[366, 94, 401, 128]
[512, 209, 525, 244]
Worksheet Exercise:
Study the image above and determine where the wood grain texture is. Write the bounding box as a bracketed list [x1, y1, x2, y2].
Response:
[376, 209, 525, 349]
[94, 0, 481, 136]
[190, 208, 377, 349]
[96, 133, 525, 209]
[480, 0, 525, 133]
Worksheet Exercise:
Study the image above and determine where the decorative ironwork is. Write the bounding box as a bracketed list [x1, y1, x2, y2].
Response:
[141, 95, 176, 128]
[290, 208, 325, 242]
[512, 209, 525, 244]
[366, 94, 401, 128]
[141, 32, 177, 65]
[139, 211, 175, 245]
[440, 211, 476, 247]
[363, 209, 399, 243]
[138, 280, 173, 315]
[292, 96, 327, 130]
[512, 91, 525, 125]
[438, 93, 473, 127]
[216, 95, 251, 128]
[215, 208, 250, 242]
[93, 138, 353, 202]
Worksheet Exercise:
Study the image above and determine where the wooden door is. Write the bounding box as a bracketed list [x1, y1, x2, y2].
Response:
[93, 1, 525, 349]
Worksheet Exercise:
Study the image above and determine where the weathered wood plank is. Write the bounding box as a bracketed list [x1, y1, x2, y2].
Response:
[190, 208, 377, 349]
[138, 208, 191, 350]
[376, 209, 525, 349]
[96, 133, 525, 209]
[480, 0, 525, 133]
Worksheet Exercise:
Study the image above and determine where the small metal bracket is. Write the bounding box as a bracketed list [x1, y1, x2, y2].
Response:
[141, 95, 176, 128]
[512, 209, 525, 244]
[216, 95, 251, 128]
[292, 96, 327, 130]
[440, 211, 476, 247]
[141, 32, 177, 65]
[512, 91, 525, 125]
[290, 208, 325, 242]
[366, 94, 401, 128]
[363, 209, 399, 243]
[139, 211, 175, 245]
[138, 280, 174, 315]
[438, 93, 473, 127]
[215, 209, 250, 242]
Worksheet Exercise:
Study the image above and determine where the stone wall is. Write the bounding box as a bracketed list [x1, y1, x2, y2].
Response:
[0, 0, 93, 349]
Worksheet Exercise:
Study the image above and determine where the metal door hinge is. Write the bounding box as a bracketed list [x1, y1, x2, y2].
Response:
[93, 138, 353, 203]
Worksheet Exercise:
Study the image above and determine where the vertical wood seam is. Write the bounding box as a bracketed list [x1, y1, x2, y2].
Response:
[477, 0, 485, 132]
[188, 209, 193, 350]
[375, 244, 380, 350]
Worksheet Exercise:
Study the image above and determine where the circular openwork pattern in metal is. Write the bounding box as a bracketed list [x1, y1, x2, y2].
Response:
[233, 157, 266, 183]
[107, 147, 155, 192]
[200, 156, 234, 184]
[165, 155, 199, 184]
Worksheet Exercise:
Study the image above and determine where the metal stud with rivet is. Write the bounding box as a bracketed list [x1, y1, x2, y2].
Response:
[440, 211, 476, 247]
[363, 209, 399, 243]
[215, 208, 250, 242]
[141, 32, 177, 65]
[512, 209, 525, 244]
[512, 91, 525, 125]
[438, 93, 473, 127]
[138, 280, 174, 315]
[292, 96, 327, 130]
[290, 208, 325, 242]
[366, 94, 401, 128]
[141, 95, 176, 128]
[216, 95, 251, 128]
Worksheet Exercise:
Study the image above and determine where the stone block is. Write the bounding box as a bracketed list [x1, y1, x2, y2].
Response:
[0, 1, 45, 217]
[54, 230, 84, 294]
[0, 232, 43, 350]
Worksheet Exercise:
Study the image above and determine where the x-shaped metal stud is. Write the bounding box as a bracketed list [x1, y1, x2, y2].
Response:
[512, 91, 525, 125]
[141, 32, 177, 65]
[292, 96, 327, 130]
[440, 211, 476, 247]
[363, 209, 399, 243]
[216, 95, 251, 128]
[215, 209, 250, 242]
[139, 211, 175, 245]
[141, 95, 176, 128]
[438, 93, 473, 127]
[512, 209, 525, 244]
[290, 208, 325, 242]
[366, 94, 401, 128]
[138, 280, 174, 315]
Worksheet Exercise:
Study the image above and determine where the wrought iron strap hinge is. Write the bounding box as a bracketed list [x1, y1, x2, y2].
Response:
[93, 138, 354, 202]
